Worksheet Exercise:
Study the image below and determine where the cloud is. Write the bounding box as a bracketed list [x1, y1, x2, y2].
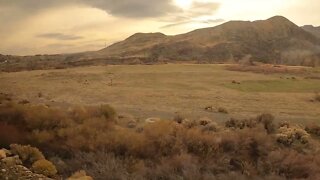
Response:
[160, 2, 223, 29]
[188, 1, 220, 17]
[160, 18, 225, 29]
[0, 0, 181, 18]
[37, 33, 83, 40]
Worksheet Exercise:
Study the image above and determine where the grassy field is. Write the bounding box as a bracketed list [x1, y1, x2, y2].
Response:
[0, 64, 319, 124]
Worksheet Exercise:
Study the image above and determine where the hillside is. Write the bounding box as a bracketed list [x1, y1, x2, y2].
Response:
[302, 25, 320, 38]
[96, 16, 320, 66]
[1, 16, 320, 72]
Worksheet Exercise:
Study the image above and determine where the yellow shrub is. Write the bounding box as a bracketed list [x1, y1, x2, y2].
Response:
[32, 159, 57, 177]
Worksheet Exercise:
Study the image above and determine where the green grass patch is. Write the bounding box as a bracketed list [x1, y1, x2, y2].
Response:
[224, 79, 320, 93]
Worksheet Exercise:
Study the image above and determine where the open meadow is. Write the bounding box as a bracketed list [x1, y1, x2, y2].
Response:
[1, 64, 319, 124]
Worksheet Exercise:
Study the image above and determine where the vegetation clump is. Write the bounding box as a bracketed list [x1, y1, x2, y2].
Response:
[10, 144, 45, 165]
[1, 99, 320, 179]
[31, 159, 57, 177]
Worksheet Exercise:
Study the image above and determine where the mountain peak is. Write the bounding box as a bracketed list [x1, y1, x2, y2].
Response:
[267, 15, 289, 21]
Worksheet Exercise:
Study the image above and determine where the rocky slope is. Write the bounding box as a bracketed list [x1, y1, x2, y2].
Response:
[0, 148, 53, 180]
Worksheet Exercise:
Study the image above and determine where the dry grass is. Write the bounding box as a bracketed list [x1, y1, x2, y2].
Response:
[0, 64, 319, 124]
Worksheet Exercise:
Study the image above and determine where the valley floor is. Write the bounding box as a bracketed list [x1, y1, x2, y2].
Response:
[0, 64, 319, 124]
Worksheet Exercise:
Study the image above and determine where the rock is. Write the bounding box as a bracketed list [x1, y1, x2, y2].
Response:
[145, 117, 161, 123]
[0, 150, 6, 159]
[127, 120, 137, 128]
[1, 156, 22, 167]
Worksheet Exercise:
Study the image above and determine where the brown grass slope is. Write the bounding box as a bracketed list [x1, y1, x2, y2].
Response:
[97, 16, 320, 66]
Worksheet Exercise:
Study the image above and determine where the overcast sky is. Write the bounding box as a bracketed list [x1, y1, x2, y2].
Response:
[0, 0, 319, 55]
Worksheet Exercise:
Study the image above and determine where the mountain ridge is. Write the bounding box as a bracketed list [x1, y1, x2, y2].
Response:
[95, 15, 320, 66]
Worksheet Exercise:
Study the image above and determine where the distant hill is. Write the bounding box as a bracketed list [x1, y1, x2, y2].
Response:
[94, 16, 320, 66]
[1, 16, 320, 71]
[302, 25, 320, 38]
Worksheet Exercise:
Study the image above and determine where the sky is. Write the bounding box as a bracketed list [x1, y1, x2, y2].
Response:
[0, 0, 319, 55]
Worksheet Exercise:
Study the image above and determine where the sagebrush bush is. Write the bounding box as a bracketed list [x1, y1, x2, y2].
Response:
[256, 113, 276, 133]
[1, 101, 320, 179]
[67, 170, 93, 180]
[24, 105, 67, 130]
[225, 114, 276, 133]
[10, 144, 45, 164]
[32, 159, 58, 177]
[276, 126, 310, 146]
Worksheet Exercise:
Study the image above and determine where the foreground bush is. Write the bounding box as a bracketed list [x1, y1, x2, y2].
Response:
[1, 101, 320, 179]
[10, 144, 45, 165]
[32, 159, 57, 177]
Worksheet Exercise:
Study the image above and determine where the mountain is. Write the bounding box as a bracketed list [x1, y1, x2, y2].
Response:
[95, 16, 320, 66]
[302, 25, 320, 38]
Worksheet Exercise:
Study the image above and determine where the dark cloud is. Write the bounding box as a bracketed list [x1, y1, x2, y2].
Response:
[37, 33, 83, 40]
[0, 0, 180, 18]
[86, 0, 180, 18]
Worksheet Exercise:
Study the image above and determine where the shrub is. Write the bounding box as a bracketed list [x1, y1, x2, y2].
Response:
[100, 104, 117, 121]
[32, 159, 57, 177]
[256, 114, 276, 133]
[225, 114, 276, 133]
[201, 122, 221, 132]
[64, 151, 128, 180]
[10, 144, 45, 164]
[198, 117, 213, 126]
[24, 105, 67, 130]
[182, 128, 219, 157]
[225, 118, 257, 129]
[143, 120, 182, 157]
[3, 99, 320, 179]
[305, 123, 320, 137]
[67, 170, 93, 180]
[276, 126, 310, 146]
[0, 102, 25, 126]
